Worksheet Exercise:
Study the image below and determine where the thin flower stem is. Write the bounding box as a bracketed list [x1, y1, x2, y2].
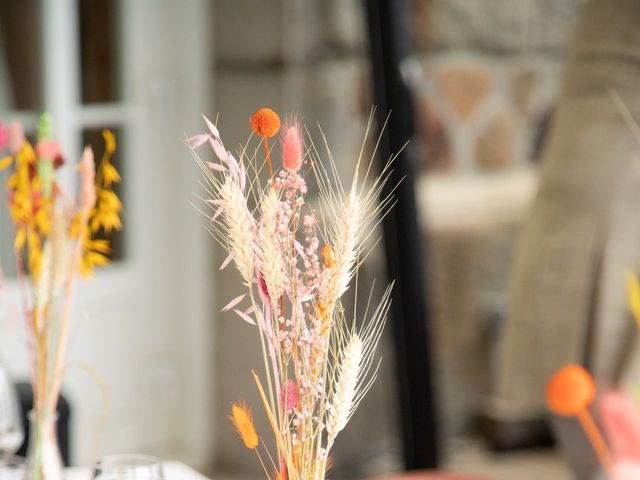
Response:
[13, 244, 38, 398]
[264, 137, 274, 180]
[253, 371, 296, 480]
[47, 202, 91, 414]
[248, 287, 277, 427]
[577, 408, 618, 480]
[255, 449, 271, 480]
[261, 438, 278, 473]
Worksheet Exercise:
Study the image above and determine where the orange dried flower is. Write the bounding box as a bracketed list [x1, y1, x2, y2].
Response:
[321, 244, 335, 269]
[230, 402, 259, 449]
[546, 364, 596, 416]
[250, 108, 281, 138]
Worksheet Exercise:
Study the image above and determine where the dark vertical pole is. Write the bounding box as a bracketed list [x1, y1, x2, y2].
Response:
[365, 0, 439, 470]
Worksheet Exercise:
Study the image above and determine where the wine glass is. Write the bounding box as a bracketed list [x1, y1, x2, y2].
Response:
[0, 455, 26, 480]
[91, 455, 165, 480]
[0, 361, 24, 461]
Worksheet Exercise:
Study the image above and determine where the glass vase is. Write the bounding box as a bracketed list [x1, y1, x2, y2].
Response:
[91, 454, 165, 480]
[24, 410, 63, 480]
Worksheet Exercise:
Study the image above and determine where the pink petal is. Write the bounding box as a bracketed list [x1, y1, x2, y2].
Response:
[234, 308, 256, 325]
[259, 274, 270, 304]
[222, 293, 246, 312]
[212, 206, 223, 220]
[202, 115, 220, 139]
[0, 123, 7, 150]
[294, 241, 306, 259]
[7, 122, 24, 153]
[614, 460, 640, 480]
[206, 161, 226, 172]
[282, 124, 303, 171]
[227, 152, 240, 172]
[36, 140, 60, 159]
[239, 162, 246, 190]
[299, 293, 315, 303]
[186, 134, 210, 149]
[226, 156, 239, 183]
[279, 379, 299, 410]
[600, 390, 640, 461]
[219, 253, 233, 270]
[209, 138, 229, 164]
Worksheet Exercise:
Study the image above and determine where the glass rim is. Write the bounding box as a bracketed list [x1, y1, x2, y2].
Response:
[26, 409, 59, 422]
[92, 453, 163, 469]
[0, 454, 26, 468]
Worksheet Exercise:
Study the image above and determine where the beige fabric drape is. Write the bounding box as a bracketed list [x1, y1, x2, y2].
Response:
[494, 0, 640, 416]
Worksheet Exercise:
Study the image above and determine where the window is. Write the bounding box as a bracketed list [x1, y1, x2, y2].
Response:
[0, 0, 127, 272]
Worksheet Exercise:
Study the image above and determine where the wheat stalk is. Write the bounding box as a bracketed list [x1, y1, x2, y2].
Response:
[258, 188, 285, 301]
[326, 333, 362, 441]
[220, 176, 256, 284]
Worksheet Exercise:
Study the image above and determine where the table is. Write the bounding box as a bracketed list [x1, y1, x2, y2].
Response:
[65, 461, 209, 480]
[367, 471, 491, 480]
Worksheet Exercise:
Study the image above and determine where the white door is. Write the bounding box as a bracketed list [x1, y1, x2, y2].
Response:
[0, 0, 215, 468]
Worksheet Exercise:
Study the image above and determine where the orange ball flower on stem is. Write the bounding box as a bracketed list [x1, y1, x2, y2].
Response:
[547, 364, 617, 479]
[546, 364, 596, 416]
[251, 108, 281, 138]
[250, 107, 281, 180]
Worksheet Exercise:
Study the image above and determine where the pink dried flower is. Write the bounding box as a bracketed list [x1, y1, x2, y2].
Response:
[280, 379, 299, 410]
[259, 273, 271, 304]
[0, 123, 7, 150]
[36, 140, 61, 159]
[600, 389, 640, 461]
[7, 122, 24, 153]
[80, 147, 96, 209]
[282, 124, 303, 171]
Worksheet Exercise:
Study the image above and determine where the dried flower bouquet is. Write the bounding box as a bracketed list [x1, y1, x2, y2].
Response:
[0, 114, 122, 479]
[188, 107, 395, 480]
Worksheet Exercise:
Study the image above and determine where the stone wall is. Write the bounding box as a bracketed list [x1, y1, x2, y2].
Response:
[411, 0, 588, 444]
[413, 0, 588, 173]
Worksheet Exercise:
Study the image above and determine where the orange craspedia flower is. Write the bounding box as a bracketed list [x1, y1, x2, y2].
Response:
[546, 364, 596, 416]
[250, 107, 281, 138]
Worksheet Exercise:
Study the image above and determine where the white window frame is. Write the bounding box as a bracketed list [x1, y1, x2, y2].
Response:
[0, 0, 215, 468]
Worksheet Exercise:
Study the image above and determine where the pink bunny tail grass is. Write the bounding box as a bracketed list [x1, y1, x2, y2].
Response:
[279, 379, 299, 410]
[0, 122, 7, 150]
[613, 460, 640, 480]
[81, 147, 97, 209]
[600, 390, 640, 462]
[282, 123, 303, 171]
[7, 121, 25, 154]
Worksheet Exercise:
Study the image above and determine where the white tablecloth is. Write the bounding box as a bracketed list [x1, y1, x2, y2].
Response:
[65, 461, 209, 480]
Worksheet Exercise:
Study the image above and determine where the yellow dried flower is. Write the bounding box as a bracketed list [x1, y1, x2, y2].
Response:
[102, 129, 116, 154]
[628, 271, 640, 329]
[0, 156, 12, 170]
[101, 161, 121, 188]
[71, 128, 123, 277]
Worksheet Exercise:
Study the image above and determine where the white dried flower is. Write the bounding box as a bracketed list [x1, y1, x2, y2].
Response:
[326, 333, 362, 441]
[258, 188, 285, 301]
[220, 177, 255, 284]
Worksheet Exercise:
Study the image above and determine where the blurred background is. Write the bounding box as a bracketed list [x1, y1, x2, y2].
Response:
[1, 0, 636, 479]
